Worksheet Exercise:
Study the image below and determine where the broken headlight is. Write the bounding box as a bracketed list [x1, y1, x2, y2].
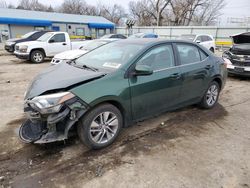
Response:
[29, 92, 75, 114]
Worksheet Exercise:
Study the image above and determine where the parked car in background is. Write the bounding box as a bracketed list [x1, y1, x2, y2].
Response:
[4, 30, 51, 53]
[180, 34, 215, 52]
[14, 32, 87, 63]
[19, 39, 227, 149]
[129, 33, 158, 38]
[51, 39, 119, 65]
[100, 34, 127, 39]
[223, 32, 250, 77]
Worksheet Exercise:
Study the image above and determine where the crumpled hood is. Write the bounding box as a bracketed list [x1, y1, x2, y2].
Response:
[25, 62, 106, 100]
[231, 32, 250, 44]
[54, 49, 88, 60]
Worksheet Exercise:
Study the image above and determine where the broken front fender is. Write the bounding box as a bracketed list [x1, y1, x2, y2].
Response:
[19, 97, 89, 143]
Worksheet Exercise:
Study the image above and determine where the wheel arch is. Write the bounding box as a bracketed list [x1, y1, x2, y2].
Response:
[212, 76, 222, 90]
[30, 48, 46, 59]
[89, 98, 129, 127]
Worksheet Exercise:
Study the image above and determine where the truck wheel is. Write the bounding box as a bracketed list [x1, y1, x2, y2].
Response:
[77, 103, 123, 150]
[30, 50, 45, 63]
[199, 81, 220, 109]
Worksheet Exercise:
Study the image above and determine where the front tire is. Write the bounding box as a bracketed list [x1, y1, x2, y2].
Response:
[30, 50, 45, 63]
[199, 81, 220, 109]
[77, 104, 123, 149]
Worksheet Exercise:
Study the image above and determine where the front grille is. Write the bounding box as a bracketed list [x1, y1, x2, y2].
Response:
[231, 60, 250, 67]
[15, 45, 19, 51]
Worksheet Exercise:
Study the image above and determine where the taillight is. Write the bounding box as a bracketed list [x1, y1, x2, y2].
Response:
[222, 58, 232, 68]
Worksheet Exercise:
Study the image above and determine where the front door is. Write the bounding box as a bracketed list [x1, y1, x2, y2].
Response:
[129, 44, 182, 120]
[46, 33, 70, 56]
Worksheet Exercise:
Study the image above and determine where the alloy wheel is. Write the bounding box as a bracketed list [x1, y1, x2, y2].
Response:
[206, 84, 218, 106]
[89, 111, 119, 144]
[33, 52, 43, 63]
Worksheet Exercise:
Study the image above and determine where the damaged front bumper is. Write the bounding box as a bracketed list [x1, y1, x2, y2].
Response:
[20, 96, 89, 144]
[223, 51, 250, 77]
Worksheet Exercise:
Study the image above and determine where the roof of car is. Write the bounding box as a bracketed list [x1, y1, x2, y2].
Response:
[113, 38, 196, 46]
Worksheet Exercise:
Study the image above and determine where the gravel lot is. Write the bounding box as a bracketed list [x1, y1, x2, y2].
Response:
[0, 49, 249, 188]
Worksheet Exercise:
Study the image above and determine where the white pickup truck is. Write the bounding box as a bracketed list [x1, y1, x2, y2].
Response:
[14, 32, 88, 63]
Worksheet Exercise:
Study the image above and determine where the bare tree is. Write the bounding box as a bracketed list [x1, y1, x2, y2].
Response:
[59, 0, 86, 14]
[98, 3, 127, 25]
[17, 0, 53, 11]
[129, 0, 225, 26]
[147, 0, 172, 26]
[129, 0, 153, 26]
[0, 0, 15, 8]
[193, 0, 226, 25]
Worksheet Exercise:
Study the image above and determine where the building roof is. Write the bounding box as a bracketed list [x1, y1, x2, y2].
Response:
[0, 8, 114, 27]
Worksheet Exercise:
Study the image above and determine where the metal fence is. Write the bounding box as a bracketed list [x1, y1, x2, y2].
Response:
[116, 26, 250, 42]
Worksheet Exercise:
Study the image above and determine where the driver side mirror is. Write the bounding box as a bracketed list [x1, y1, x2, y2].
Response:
[196, 40, 201, 44]
[133, 65, 153, 76]
[49, 39, 55, 43]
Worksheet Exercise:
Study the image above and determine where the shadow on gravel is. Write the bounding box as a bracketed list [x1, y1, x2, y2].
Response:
[0, 104, 228, 188]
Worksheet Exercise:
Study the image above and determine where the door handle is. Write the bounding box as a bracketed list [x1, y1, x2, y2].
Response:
[205, 65, 212, 70]
[62, 43, 67, 45]
[170, 73, 181, 79]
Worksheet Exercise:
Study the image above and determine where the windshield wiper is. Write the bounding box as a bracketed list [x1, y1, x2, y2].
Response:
[81, 64, 99, 72]
[68, 60, 98, 72]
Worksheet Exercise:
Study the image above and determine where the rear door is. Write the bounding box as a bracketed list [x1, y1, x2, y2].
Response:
[46, 34, 70, 56]
[129, 43, 182, 120]
[175, 43, 212, 103]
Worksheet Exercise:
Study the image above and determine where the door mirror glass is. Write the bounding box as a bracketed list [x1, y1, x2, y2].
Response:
[196, 40, 201, 44]
[134, 65, 153, 76]
[49, 39, 55, 43]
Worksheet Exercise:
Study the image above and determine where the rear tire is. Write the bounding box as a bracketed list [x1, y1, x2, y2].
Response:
[30, 50, 45, 63]
[77, 103, 123, 150]
[199, 81, 220, 109]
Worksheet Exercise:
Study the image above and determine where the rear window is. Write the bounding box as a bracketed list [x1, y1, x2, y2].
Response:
[176, 44, 201, 65]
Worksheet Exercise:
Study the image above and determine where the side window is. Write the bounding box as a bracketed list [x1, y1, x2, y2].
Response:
[199, 50, 208, 61]
[137, 45, 175, 71]
[201, 35, 208, 42]
[207, 36, 213, 41]
[176, 44, 201, 65]
[50, 34, 65, 43]
[196, 36, 202, 42]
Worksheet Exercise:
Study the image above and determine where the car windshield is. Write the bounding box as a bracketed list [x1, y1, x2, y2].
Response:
[100, 34, 112, 39]
[129, 33, 145, 38]
[74, 42, 144, 71]
[80, 40, 108, 51]
[21, 31, 37, 38]
[37, 32, 54, 42]
[179, 35, 196, 41]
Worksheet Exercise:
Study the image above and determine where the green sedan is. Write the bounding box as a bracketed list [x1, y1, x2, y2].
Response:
[20, 39, 227, 149]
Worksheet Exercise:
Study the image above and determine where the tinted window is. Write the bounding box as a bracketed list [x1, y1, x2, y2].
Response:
[30, 32, 44, 40]
[118, 34, 126, 39]
[176, 44, 201, 65]
[201, 35, 208, 42]
[206, 35, 213, 41]
[137, 45, 175, 70]
[50, 34, 65, 43]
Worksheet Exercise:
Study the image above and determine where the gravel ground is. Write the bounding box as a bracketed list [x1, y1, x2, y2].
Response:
[0, 52, 249, 188]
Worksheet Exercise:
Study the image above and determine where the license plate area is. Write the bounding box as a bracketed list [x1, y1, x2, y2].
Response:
[234, 67, 245, 72]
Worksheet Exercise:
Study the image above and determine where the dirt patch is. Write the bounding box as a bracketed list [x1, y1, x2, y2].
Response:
[0, 104, 229, 188]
